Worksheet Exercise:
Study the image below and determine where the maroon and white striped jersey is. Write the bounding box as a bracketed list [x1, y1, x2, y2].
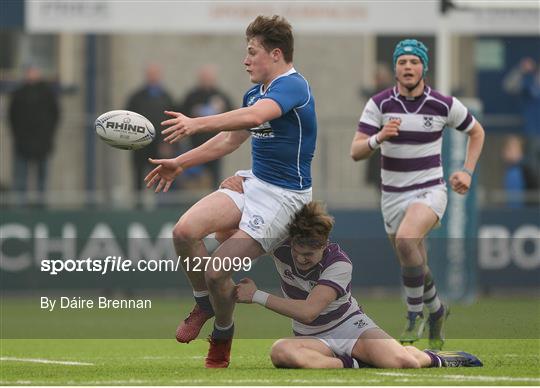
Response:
[272, 241, 362, 336]
[358, 86, 476, 193]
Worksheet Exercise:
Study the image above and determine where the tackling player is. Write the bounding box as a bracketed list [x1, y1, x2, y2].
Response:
[145, 15, 316, 367]
[350, 39, 485, 349]
[235, 200, 482, 369]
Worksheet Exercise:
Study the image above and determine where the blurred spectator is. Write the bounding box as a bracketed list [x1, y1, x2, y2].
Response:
[359, 63, 394, 190]
[179, 64, 233, 189]
[8, 65, 60, 205]
[126, 63, 175, 198]
[503, 57, 540, 179]
[501, 135, 538, 208]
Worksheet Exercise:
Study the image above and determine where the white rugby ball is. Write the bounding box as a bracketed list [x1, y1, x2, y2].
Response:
[95, 110, 155, 150]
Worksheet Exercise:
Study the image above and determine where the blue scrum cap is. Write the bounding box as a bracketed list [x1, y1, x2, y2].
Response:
[393, 39, 429, 77]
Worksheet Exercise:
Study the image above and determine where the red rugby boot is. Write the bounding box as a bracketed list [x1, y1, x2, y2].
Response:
[204, 336, 232, 368]
[175, 304, 213, 343]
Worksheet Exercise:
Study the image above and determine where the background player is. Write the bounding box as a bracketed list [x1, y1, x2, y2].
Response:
[234, 200, 483, 369]
[350, 39, 485, 349]
[145, 15, 317, 368]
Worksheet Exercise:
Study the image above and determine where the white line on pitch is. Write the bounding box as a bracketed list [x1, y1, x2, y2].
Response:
[376, 371, 540, 382]
[171, 378, 384, 384]
[66, 380, 148, 385]
[50, 378, 384, 385]
[0, 357, 94, 366]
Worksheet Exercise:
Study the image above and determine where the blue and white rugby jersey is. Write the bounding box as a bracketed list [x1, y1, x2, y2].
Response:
[272, 241, 362, 336]
[358, 86, 476, 193]
[242, 68, 316, 190]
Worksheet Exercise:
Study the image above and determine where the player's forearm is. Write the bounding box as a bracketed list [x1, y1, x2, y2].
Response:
[176, 132, 241, 169]
[463, 122, 485, 173]
[194, 107, 264, 133]
[350, 137, 375, 161]
[264, 294, 321, 324]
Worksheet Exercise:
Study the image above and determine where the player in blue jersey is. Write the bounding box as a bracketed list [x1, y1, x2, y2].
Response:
[350, 39, 485, 349]
[144, 15, 316, 368]
[234, 200, 482, 369]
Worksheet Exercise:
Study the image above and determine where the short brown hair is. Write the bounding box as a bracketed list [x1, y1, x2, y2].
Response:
[288, 202, 334, 248]
[246, 15, 294, 63]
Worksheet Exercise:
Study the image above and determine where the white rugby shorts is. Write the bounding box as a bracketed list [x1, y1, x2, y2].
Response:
[315, 312, 378, 357]
[218, 170, 312, 252]
[381, 185, 448, 235]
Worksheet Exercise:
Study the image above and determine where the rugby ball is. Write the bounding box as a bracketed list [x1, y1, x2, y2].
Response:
[95, 110, 155, 150]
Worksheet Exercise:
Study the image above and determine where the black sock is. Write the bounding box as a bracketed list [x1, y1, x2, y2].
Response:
[211, 322, 234, 340]
[194, 294, 214, 315]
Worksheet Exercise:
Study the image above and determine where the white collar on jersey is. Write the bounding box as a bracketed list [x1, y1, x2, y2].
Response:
[391, 85, 433, 115]
[260, 67, 297, 94]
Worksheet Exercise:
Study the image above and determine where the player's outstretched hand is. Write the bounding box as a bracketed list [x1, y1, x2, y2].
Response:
[219, 175, 244, 193]
[449, 171, 471, 195]
[144, 157, 184, 193]
[378, 118, 401, 142]
[235, 278, 257, 303]
[161, 110, 201, 143]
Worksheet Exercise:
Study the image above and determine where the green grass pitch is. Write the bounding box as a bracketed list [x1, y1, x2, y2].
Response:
[1, 296, 539, 385]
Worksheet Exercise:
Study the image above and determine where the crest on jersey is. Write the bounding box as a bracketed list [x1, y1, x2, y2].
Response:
[423, 116, 433, 129]
[247, 95, 257, 106]
[308, 280, 317, 289]
[283, 269, 295, 281]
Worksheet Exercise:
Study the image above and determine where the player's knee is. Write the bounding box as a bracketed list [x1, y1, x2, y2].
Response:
[215, 230, 235, 244]
[270, 340, 297, 368]
[172, 219, 202, 243]
[214, 232, 231, 244]
[204, 267, 229, 287]
[394, 237, 417, 258]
